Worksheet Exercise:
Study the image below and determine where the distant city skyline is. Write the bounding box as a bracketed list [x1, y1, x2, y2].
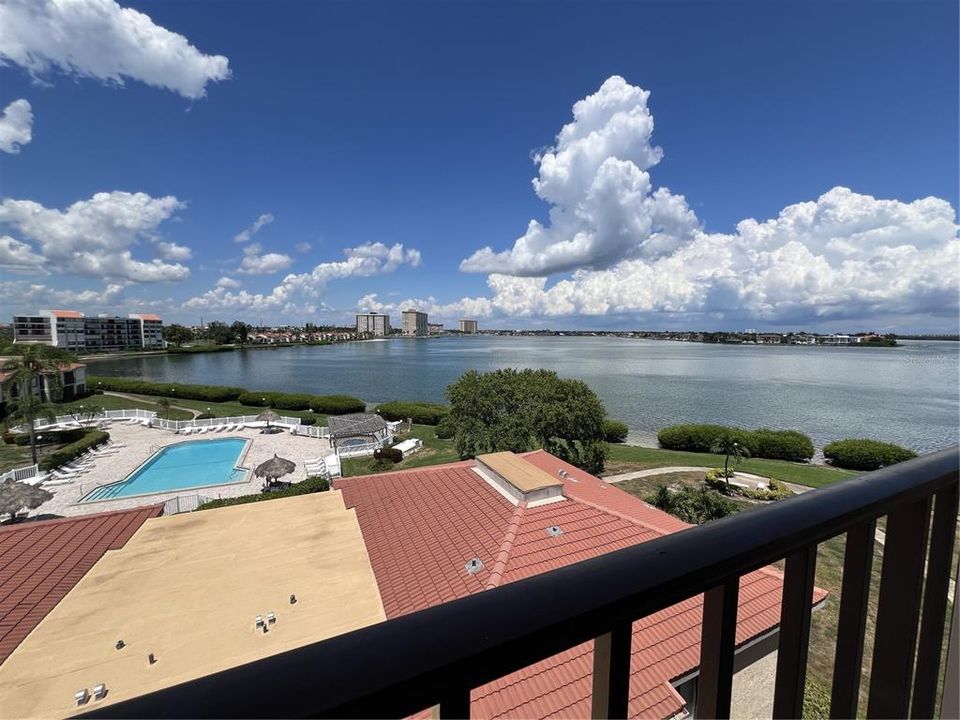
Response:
[0, 0, 957, 333]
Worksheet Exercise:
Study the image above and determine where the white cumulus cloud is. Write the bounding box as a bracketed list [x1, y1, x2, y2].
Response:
[215, 276, 241, 289]
[450, 77, 959, 327]
[155, 240, 192, 261]
[186, 242, 422, 313]
[0, 190, 191, 282]
[294, 242, 311, 253]
[0, 0, 230, 99]
[446, 188, 959, 325]
[234, 213, 274, 243]
[0, 98, 32, 153]
[238, 251, 293, 275]
[461, 76, 699, 276]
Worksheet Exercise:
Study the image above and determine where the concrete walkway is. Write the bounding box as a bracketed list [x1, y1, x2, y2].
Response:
[103, 391, 201, 419]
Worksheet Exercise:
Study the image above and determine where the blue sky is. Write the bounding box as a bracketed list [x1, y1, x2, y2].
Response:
[0, 0, 957, 331]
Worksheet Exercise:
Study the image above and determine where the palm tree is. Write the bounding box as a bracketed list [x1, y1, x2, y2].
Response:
[155, 397, 171, 420]
[709, 435, 750, 485]
[1, 345, 78, 465]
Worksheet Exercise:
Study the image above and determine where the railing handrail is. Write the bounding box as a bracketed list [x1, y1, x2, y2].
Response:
[78, 447, 959, 719]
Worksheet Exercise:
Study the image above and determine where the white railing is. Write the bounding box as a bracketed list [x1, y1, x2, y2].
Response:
[162, 494, 214, 515]
[335, 440, 383, 458]
[295, 425, 330, 439]
[152, 414, 310, 433]
[0, 463, 40, 484]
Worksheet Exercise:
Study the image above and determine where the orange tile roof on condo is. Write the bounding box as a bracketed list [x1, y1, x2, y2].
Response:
[132, 313, 161, 321]
[48, 310, 84, 318]
[334, 451, 827, 719]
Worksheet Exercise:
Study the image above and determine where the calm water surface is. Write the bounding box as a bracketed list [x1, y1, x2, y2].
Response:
[90, 337, 959, 453]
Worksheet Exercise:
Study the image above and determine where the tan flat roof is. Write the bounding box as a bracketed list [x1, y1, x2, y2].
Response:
[477, 451, 563, 492]
[0, 491, 386, 717]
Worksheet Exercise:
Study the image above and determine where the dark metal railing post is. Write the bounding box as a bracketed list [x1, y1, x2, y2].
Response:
[773, 546, 817, 719]
[438, 688, 471, 719]
[867, 497, 932, 719]
[910, 483, 958, 719]
[697, 579, 740, 719]
[830, 519, 877, 719]
[591, 622, 631, 719]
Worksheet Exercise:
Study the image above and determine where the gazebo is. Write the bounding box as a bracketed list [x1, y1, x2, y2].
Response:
[255, 454, 296, 490]
[326, 413, 392, 454]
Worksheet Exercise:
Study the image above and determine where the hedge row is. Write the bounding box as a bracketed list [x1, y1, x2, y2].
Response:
[375, 401, 450, 426]
[658, 424, 814, 462]
[40, 430, 110, 471]
[87, 376, 366, 415]
[88, 376, 243, 402]
[5, 428, 89, 446]
[823, 439, 917, 470]
[196, 475, 330, 510]
[237, 391, 364, 415]
[602, 419, 629, 443]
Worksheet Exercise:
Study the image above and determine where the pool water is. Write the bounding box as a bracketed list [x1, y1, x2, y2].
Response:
[82, 438, 249, 502]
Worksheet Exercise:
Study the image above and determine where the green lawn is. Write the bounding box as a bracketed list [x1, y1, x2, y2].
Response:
[56, 394, 193, 421]
[606, 444, 857, 488]
[0, 442, 34, 474]
[340, 424, 459, 477]
[97, 392, 325, 424]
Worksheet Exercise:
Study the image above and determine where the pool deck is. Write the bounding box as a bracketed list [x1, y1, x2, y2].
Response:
[30, 422, 333, 518]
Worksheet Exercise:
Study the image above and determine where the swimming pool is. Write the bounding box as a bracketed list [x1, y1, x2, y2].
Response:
[81, 438, 249, 502]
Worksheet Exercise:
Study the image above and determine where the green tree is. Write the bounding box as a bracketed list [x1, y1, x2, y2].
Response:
[163, 324, 194, 348]
[231, 321, 251, 348]
[0, 345, 77, 464]
[205, 321, 234, 345]
[709, 435, 751, 484]
[445, 368, 608, 474]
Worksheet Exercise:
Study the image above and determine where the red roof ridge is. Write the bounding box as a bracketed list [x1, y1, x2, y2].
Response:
[567, 492, 681, 538]
[484, 501, 527, 589]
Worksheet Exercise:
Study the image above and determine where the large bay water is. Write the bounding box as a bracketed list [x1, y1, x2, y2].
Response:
[89, 337, 959, 453]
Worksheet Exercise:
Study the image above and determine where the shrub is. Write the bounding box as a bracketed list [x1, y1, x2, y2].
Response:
[237, 391, 364, 415]
[739, 479, 792, 501]
[602, 419, 629, 443]
[823, 438, 917, 471]
[749, 429, 814, 462]
[2, 431, 15, 445]
[657, 424, 814, 461]
[299, 415, 317, 426]
[374, 447, 403, 463]
[196, 412, 216, 420]
[196, 475, 330, 510]
[658, 424, 752, 453]
[87, 376, 243, 402]
[40, 430, 109, 471]
[375, 400, 450, 425]
[435, 415, 455, 439]
[11, 428, 89, 446]
[646, 483, 738, 525]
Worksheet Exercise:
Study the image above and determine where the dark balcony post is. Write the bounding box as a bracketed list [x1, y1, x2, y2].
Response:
[439, 688, 471, 719]
[773, 546, 817, 719]
[867, 497, 932, 719]
[910, 483, 958, 719]
[830, 519, 876, 719]
[591, 621, 631, 719]
[698, 579, 740, 719]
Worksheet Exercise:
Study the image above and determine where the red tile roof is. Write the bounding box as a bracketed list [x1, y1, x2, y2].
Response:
[48, 310, 84, 319]
[0, 506, 161, 665]
[336, 451, 827, 719]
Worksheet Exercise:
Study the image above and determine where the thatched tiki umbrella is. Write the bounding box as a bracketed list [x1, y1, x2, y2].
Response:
[255, 454, 295, 488]
[257, 408, 280, 429]
[0, 479, 52, 523]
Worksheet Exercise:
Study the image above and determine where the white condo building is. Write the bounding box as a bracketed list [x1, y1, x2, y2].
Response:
[356, 313, 392, 336]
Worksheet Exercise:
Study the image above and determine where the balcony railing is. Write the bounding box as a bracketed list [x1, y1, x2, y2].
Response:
[79, 448, 958, 719]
